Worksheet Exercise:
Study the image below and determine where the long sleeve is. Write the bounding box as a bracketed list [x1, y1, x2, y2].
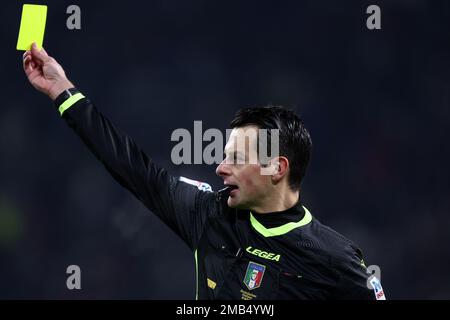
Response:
[54, 89, 218, 250]
[333, 243, 386, 300]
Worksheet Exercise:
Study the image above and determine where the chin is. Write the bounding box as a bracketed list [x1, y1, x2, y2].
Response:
[227, 198, 238, 208]
[227, 197, 250, 210]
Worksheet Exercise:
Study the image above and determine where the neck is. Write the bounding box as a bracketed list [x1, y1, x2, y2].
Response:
[250, 186, 300, 214]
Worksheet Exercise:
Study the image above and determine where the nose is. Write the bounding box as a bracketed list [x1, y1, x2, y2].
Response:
[216, 159, 231, 178]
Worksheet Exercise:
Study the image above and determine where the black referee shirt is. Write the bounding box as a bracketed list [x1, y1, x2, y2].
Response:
[53, 89, 385, 300]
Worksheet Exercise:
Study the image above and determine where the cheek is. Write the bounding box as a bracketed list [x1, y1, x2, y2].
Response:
[239, 167, 268, 194]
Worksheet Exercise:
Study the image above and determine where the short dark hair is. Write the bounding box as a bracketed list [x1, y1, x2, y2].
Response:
[230, 106, 312, 191]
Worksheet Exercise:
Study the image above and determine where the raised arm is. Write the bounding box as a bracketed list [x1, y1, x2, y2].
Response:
[22, 43, 218, 250]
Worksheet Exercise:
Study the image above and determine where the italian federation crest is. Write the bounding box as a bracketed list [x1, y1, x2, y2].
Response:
[243, 261, 266, 290]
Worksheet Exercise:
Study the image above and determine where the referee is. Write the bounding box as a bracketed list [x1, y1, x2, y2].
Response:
[23, 43, 385, 300]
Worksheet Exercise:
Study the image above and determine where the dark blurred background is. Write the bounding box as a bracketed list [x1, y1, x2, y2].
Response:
[0, 0, 449, 299]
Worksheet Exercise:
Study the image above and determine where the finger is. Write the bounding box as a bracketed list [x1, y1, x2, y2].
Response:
[30, 42, 50, 64]
[23, 53, 38, 73]
[23, 54, 30, 67]
[23, 51, 32, 65]
[23, 55, 32, 70]
[23, 55, 32, 73]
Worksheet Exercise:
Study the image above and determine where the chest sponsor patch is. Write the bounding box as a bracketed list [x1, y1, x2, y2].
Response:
[246, 246, 281, 261]
[243, 261, 266, 290]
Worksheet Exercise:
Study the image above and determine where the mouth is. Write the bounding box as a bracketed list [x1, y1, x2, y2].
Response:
[226, 184, 239, 196]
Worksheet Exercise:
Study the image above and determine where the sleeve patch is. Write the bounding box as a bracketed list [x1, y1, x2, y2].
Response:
[179, 176, 212, 192]
[369, 276, 386, 300]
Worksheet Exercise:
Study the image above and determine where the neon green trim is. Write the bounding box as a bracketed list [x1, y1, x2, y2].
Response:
[250, 206, 312, 237]
[58, 93, 85, 116]
[194, 249, 198, 300]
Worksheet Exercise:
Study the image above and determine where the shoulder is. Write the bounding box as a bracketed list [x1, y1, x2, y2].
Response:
[303, 219, 378, 299]
[175, 176, 234, 219]
[300, 217, 360, 262]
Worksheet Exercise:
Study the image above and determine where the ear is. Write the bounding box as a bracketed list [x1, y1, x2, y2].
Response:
[264, 157, 289, 183]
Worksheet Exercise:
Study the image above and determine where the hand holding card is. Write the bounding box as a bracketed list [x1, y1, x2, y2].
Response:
[23, 43, 74, 100]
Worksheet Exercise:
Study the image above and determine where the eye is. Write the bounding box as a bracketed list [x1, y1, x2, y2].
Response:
[224, 152, 245, 165]
[224, 153, 234, 164]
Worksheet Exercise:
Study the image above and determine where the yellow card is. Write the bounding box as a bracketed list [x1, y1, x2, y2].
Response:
[16, 4, 48, 51]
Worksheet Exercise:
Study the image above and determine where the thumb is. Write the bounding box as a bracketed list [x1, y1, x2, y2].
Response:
[30, 42, 50, 64]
